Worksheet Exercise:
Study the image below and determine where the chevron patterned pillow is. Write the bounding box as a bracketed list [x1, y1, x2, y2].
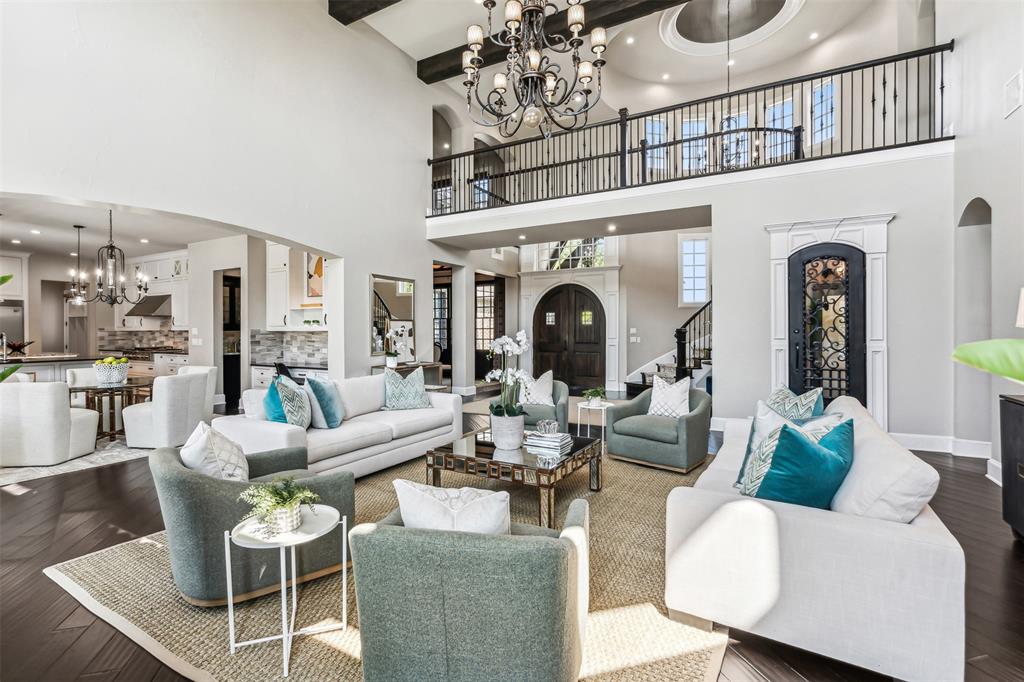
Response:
[766, 386, 824, 420]
[384, 367, 432, 410]
[275, 376, 312, 429]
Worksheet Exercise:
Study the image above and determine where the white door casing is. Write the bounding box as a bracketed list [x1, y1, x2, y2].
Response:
[764, 213, 894, 429]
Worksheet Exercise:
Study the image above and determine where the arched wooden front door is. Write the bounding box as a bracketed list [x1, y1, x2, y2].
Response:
[532, 284, 605, 391]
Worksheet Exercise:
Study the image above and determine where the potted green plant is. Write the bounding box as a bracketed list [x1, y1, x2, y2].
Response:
[239, 477, 320, 535]
[583, 387, 606, 407]
[485, 330, 530, 449]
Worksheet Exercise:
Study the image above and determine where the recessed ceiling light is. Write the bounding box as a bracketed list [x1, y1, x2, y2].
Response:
[809, 32, 819, 40]
[607, 223, 617, 232]
[662, 73, 670, 80]
[625, 36, 635, 45]
[139, 238, 149, 244]
[11, 239, 21, 244]
[70, 252, 77, 257]
[727, 59, 735, 66]
[443, 142, 450, 149]
[30, 229, 41, 234]
[518, 234, 526, 241]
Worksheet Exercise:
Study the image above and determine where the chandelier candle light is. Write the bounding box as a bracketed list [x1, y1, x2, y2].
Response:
[463, 0, 609, 138]
[67, 210, 148, 307]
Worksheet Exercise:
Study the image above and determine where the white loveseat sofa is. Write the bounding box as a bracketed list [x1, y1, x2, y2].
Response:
[212, 373, 462, 478]
[664, 397, 965, 682]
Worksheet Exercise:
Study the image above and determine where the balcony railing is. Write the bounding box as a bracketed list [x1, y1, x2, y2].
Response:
[428, 41, 954, 217]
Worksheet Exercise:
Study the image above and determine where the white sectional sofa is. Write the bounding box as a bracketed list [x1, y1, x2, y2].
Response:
[212, 373, 462, 478]
[664, 397, 965, 682]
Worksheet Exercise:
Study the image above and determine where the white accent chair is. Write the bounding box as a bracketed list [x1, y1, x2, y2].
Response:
[67, 367, 123, 433]
[176, 365, 217, 422]
[123, 373, 207, 448]
[0, 381, 99, 466]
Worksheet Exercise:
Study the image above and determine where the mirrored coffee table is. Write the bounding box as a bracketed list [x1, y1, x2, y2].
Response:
[426, 429, 602, 528]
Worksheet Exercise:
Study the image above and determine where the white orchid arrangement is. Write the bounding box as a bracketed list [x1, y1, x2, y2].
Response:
[384, 327, 407, 357]
[486, 330, 530, 417]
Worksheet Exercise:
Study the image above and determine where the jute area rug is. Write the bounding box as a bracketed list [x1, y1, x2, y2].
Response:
[45, 454, 727, 681]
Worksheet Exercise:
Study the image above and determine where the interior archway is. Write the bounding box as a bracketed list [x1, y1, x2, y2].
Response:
[953, 197, 993, 444]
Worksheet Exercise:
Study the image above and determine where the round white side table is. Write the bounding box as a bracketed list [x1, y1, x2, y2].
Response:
[224, 504, 347, 678]
[577, 400, 615, 452]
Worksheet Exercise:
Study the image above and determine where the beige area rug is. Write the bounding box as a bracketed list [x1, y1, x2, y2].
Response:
[45, 455, 727, 681]
[464, 395, 629, 427]
[0, 438, 149, 487]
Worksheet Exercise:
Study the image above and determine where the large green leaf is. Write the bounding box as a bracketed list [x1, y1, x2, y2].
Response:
[0, 365, 22, 382]
[0, 274, 11, 287]
[952, 339, 1024, 383]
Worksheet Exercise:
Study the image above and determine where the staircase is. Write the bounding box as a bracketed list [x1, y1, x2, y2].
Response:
[625, 301, 712, 398]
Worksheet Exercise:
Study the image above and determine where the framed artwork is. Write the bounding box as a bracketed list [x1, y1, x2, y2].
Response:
[306, 253, 324, 298]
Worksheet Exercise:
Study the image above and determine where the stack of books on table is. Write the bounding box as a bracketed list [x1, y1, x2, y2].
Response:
[525, 431, 573, 458]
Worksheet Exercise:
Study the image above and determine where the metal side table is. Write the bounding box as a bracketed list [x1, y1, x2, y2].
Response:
[224, 504, 347, 677]
[577, 400, 615, 453]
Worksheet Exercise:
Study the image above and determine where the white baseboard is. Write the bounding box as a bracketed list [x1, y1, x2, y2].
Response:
[987, 459, 1003, 487]
[889, 433, 991, 458]
[452, 385, 477, 396]
[710, 417, 731, 432]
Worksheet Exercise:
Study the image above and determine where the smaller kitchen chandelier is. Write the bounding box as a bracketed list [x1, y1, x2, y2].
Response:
[69, 210, 149, 306]
[463, 0, 609, 138]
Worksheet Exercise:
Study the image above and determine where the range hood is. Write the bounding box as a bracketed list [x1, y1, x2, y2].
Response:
[126, 294, 171, 317]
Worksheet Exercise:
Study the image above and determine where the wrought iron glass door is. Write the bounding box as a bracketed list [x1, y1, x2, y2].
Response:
[788, 244, 866, 405]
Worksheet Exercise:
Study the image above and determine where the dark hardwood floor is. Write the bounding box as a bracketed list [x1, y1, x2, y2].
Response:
[1, 437, 1020, 681]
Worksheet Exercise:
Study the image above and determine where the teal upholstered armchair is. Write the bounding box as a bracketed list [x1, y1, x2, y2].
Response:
[349, 499, 590, 682]
[149, 446, 355, 606]
[606, 388, 711, 473]
[490, 379, 570, 433]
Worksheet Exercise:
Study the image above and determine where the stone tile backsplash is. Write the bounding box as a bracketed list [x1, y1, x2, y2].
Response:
[250, 329, 328, 366]
[97, 324, 189, 351]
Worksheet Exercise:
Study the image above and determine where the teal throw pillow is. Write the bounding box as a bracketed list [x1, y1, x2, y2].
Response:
[736, 401, 843, 488]
[305, 376, 344, 428]
[753, 419, 855, 509]
[263, 379, 287, 423]
[738, 409, 844, 495]
[275, 376, 311, 428]
[766, 386, 824, 419]
[384, 367, 431, 410]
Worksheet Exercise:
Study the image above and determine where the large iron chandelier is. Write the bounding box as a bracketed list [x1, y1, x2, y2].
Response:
[463, 0, 609, 138]
[67, 210, 148, 306]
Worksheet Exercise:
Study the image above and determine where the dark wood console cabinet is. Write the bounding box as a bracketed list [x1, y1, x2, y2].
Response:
[1000, 395, 1024, 541]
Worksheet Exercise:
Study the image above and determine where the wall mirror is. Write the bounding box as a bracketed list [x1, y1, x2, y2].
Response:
[371, 274, 415, 360]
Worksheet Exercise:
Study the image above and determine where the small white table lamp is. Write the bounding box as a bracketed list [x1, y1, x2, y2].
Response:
[1018, 287, 1024, 329]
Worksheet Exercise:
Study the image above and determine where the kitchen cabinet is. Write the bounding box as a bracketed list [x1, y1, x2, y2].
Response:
[251, 365, 275, 388]
[154, 353, 189, 376]
[0, 255, 26, 299]
[265, 242, 327, 331]
[266, 268, 290, 330]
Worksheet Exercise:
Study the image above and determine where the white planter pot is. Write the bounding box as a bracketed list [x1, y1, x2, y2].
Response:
[94, 362, 129, 385]
[266, 503, 302, 535]
[490, 414, 525, 450]
[385, 355, 399, 368]
[587, 397, 603, 407]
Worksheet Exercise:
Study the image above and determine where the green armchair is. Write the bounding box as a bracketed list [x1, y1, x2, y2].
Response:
[149, 446, 355, 606]
[490, 379, 570, 432]
[349, 499, 590, 682]
[606, 387, 711, 473]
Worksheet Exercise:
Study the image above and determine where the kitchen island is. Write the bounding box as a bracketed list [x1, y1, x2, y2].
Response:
[1, 354, 104, 382]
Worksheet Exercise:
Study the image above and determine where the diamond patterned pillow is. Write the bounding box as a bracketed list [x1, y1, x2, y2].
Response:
[647, 375, 690, 418]
[276, 376, 311, 429]
[384, 367, 432, 410]
[521, 370, 555, 406]
[738, 413, 844, 496]
[180, 422, 249, 481]
[766, 386, 824, 420]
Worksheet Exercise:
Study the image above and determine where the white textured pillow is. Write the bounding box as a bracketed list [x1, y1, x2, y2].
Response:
[180, 423, 248, 481]
[241, 389, 268, 420]
[647, 375, 690, 418]
[521, 370, 555, 406]
[735, 401, 844, 489]
[827, 397, 939, 522]
[393, 479, 510, 535]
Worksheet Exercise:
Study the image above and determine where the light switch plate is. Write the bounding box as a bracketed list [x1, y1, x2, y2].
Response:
[629, 328, 637, 334]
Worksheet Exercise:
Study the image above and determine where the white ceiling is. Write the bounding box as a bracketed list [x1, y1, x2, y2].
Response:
[0, 195, 242, 260]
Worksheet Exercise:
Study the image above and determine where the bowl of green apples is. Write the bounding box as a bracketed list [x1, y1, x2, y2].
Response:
[94, 356, 130, 385]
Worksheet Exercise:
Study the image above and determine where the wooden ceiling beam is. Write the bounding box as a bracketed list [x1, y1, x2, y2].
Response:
[328, 0, 403, 26]
[416, 0, 685, 84]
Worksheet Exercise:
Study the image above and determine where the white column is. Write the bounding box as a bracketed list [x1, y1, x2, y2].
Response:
[325, 257, 346, 380]
[450, 265, 477, 395]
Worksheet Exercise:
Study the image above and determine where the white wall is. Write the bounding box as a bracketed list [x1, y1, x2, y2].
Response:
[937, 0, 1024, 477]
[23, 253, 100, 356]
[1, 0, 522, 384]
